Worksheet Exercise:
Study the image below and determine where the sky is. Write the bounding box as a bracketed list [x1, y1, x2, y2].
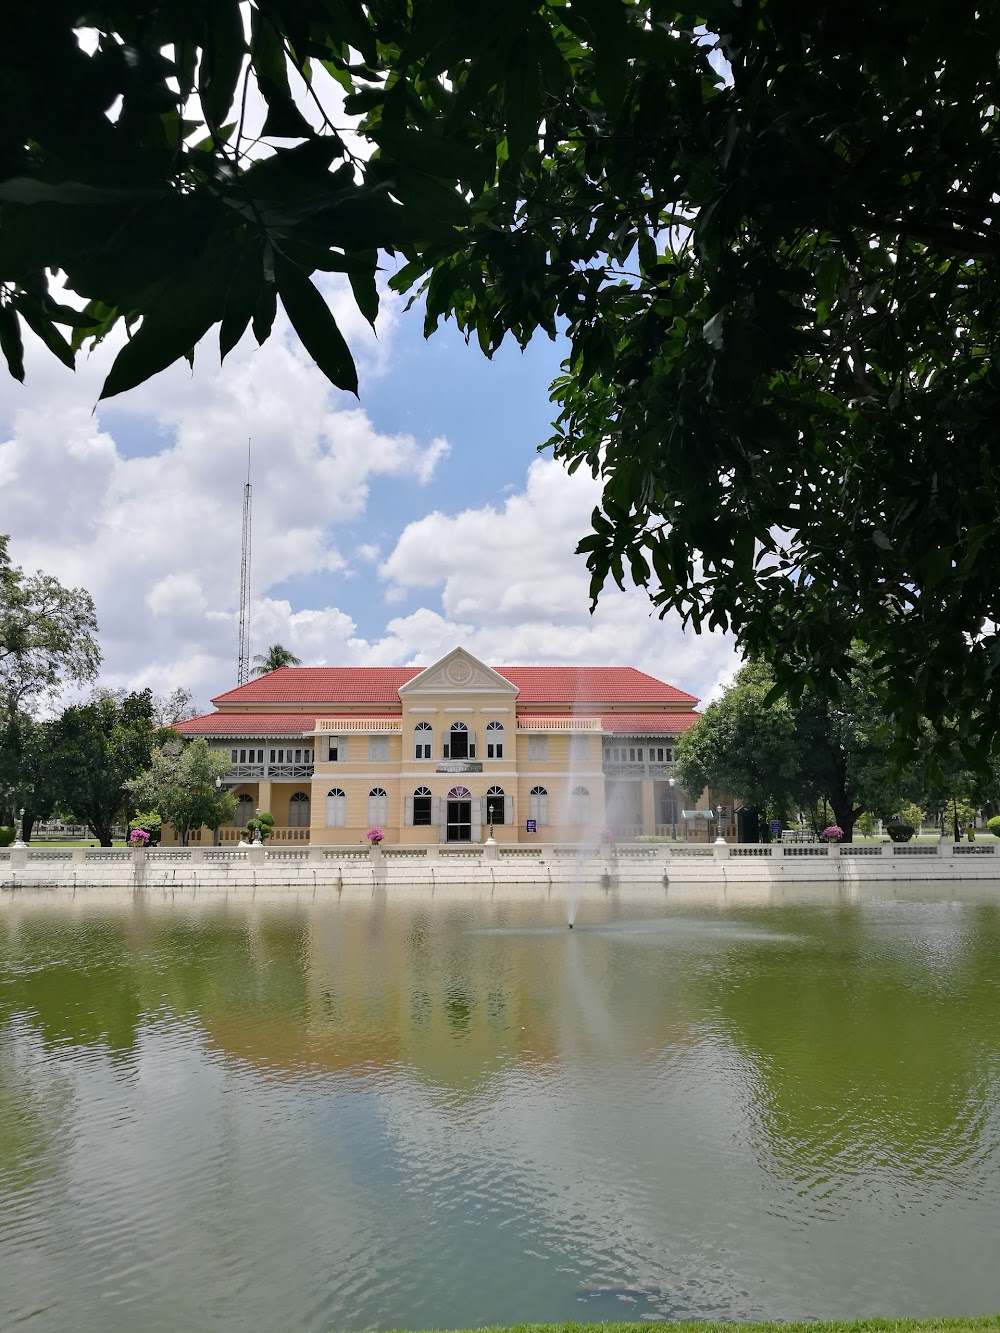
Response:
[0, 270, 740, 715]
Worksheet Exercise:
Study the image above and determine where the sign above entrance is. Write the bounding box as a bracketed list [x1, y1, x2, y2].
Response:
[437, 761, 483, 774]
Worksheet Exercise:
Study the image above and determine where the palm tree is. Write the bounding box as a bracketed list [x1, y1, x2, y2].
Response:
[251, 644, 303, 675]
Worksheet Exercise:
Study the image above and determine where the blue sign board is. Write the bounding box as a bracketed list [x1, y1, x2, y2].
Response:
[770, 820, 782, 835]
[526, 819, 537, 834]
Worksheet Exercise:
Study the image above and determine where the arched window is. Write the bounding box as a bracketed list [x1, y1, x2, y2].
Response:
[234, 794, 254, 828]
[288, 791, 310, 827]
[570, 785, 590, 825]
[445, 720, 472, 760]
[486, 720, 504, 759]
[485, 785, 506, 827]
[325, 788, 346, 828]
[529, 785, 549, 825]
[447, 785, 472, 799]
[368, 787, 388, 826]
[412, 785, 432, 826]
[414, 721, 433, 760]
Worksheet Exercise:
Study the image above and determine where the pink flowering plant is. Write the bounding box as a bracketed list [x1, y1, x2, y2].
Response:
[366, 827, 384, 845]
[821, 825, 845, 843]
[129, 828, 150, 846]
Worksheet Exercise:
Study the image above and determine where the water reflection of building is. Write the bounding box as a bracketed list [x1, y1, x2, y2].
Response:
[195, 902, 697, 1092]
[172, 646, 722, 845]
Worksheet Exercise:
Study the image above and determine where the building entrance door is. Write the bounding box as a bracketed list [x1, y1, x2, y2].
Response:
[446, 801, 472, 841]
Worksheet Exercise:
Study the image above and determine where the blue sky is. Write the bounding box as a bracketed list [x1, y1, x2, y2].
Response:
[0, 265, 738, 716]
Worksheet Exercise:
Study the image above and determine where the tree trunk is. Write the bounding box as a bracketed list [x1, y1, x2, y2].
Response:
[88, 819, 113, 846]
[827, 790, 857, 843]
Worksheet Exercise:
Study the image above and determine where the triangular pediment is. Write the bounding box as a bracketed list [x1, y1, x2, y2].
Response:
[398, 647, 519, 697]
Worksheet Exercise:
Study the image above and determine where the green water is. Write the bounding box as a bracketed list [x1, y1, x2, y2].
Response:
[1, 883, 999, 1330]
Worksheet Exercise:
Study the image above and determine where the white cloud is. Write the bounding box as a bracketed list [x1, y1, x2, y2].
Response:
[0, 284, 447, 711]
[374, 458, 738, 700]
[2, 285, 737, 712]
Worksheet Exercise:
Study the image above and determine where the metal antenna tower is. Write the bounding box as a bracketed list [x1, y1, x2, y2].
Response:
[237, 440, 252, 685]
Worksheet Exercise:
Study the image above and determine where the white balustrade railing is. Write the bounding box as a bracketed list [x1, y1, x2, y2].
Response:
[314, 718, 401, 732]
[517, 716, 602, 731]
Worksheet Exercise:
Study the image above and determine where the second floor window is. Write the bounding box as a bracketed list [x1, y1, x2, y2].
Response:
[369, 737, 389, 762]
[528, 736, 548, 761]
[414, 722, 433, 759]
[444, 721, 475, 760]
[230, 748, 264, 764]
[486, 721, 504, 759]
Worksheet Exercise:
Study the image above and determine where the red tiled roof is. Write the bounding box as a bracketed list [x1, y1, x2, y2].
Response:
[498, 666, 697, 705]
[212, 665, 698, 707]
[174, 712, 319, 737]
[212, 668, 418, 705]
[600, 712, 700, 736]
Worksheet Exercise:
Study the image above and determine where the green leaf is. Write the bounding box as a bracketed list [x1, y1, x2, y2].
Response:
[0, 306, 25, 382]
[16, 297, 76, 369]
[816, 253, 841, 325]
[220, 243, 263, 360]
[348, 252, 379, 327]
[200, 0, 245, 132]
[275, 257, 358, 394]
[100, 274, 222, 400]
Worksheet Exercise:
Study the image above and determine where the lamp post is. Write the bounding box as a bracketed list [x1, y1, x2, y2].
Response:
[13, 807, 26, 848]
[486, 801, 496, 844]
[668, 777, 677, 843]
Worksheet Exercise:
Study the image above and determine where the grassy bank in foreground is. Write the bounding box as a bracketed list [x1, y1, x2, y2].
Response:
[380, 1321, 1000, 1333]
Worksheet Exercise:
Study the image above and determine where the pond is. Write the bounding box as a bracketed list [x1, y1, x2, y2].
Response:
[1, 883, 1000, 1330]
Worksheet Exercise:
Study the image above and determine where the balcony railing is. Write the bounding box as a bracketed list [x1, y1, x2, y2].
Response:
[225, 763, 314, 781]
[517, 717, 602, 732]
[603, 760, 677, 778]
[314, 718, 401, 732]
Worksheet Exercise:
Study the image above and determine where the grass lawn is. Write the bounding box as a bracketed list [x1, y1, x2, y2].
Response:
[17, 839, 128, 848]
[388, 1320, 1000, 1333]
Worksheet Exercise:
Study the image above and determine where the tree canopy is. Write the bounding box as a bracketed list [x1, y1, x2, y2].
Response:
[5, 3, 1000, 753]
[48, 689, 155, 845]
[0, 535, 101, 723]
[674, 657, 921, 841]
[128, 738, 236, 845]
[675, 656, 1000, 840]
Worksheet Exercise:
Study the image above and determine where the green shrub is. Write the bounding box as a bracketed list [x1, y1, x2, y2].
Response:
[0, 826, 14, 848]
[987, 815, 1000, 838]
[886, 821, 915, 843]
[129, 811, 162, 846]
[245, 811, 276, 842]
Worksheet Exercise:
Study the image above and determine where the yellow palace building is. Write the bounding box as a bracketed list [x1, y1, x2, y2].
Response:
[172, 647, 720, 846]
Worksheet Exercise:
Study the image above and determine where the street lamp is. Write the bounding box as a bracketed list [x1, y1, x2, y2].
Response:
[668, 777, 677, 843]
[486, 801, 496, 844]
[13, 807, 25, 848]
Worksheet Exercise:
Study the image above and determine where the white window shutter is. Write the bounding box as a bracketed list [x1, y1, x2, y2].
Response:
[503, 795, 511, 825]
[471, 801, 482, 840]
[404, 795, 414, 826]
[431, 796, 441, 825]
[469, 732, 477, 758]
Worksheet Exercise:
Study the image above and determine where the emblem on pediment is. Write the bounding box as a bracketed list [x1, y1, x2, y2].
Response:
[399, 647, 519, 696]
